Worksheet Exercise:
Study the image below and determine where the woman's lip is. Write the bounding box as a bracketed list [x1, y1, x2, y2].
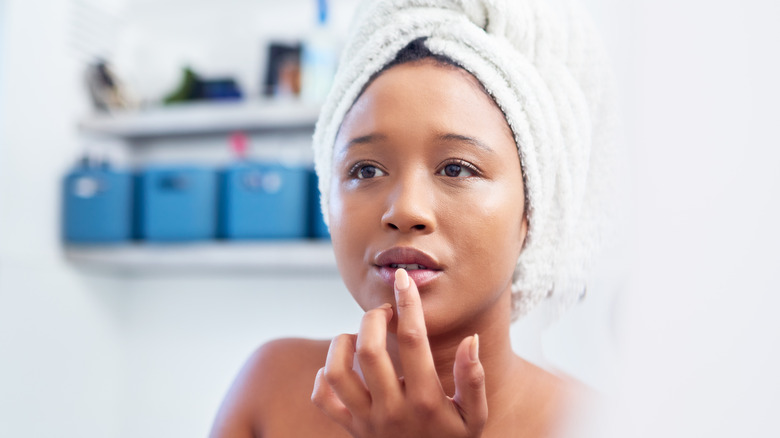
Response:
[374, 247, 442, 270]
[374, 265, 443, 289]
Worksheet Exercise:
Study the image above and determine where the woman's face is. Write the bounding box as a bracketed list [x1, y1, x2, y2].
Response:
[329, 60, 528, 335]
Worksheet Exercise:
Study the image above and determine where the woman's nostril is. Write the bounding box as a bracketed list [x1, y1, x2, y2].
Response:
[385, 222, 427, 231]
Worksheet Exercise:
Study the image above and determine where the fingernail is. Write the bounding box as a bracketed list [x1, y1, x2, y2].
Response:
[379, 303, 392, 310]
[470, 334, 479, 363]
[395, 268, 410, 290]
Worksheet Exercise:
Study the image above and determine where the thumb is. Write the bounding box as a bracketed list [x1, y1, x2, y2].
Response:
[452, 334, 488, 432]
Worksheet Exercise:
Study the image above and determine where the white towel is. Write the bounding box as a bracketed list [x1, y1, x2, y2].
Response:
[313, 0, 616, 320]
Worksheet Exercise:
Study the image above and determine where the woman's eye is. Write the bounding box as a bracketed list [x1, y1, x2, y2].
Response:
[439, 163, 474, 177]
[356, 165, 385, 179]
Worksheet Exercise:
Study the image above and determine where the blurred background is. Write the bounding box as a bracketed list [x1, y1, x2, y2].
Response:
[1, 0, 778, 437]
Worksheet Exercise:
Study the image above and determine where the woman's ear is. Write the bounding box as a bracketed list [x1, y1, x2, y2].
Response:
[519, 214, 529, 252]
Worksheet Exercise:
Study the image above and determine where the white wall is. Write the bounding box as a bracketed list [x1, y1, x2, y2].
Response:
[0, 0, 125, 436]
[572, 1, 780, 437]
[116, 273, 362, 437]
[113, 0, 361, 104]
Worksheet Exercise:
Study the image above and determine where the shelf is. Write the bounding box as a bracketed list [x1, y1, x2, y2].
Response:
[64, 241, 337, 274]
[71, 102, 330, 276]
[78, 99, 322, 140]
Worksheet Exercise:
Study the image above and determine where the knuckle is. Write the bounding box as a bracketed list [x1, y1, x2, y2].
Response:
[310, 387, 325, 407]
[334, 333, 355, 346]
[355, 342, 383, 366]
[468, 369, 486, 390]
[397, 327, 425, 348]
[363, 307, 387, 320]
[310, 373, 328, 406]
[354, 423, 374, 437]
[323, 364, 346, 386]
[312, 367, 324, 386]
[411, 395, 439, 416]
[377, 408, 403, 428]
[396, 294, 417, 310]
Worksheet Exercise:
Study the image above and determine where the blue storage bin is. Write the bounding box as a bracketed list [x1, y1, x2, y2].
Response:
[309, 169, 330, 239]
[219, 162, 309, 239]
[62, 165, 133, 243]
[137, 166, 217, 241]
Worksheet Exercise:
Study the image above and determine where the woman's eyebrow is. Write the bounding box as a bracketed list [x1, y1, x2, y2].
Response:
[344, 132, 494, 153]
[437, 133, 495, 154]
[346, 133, 388, 150]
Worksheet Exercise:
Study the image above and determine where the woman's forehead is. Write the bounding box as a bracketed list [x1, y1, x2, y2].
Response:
[335, 60, 515, 155]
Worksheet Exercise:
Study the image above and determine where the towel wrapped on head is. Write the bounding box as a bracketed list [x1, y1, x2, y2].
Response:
[313, 0, 616, 320]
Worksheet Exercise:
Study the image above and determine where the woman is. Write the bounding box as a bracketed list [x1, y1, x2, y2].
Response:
[210, 1, 613, 436]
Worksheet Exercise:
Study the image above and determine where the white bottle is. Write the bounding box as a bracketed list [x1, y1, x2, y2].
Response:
[300, 0, 338, 104]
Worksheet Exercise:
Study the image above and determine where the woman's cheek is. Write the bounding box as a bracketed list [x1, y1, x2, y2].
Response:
[453, 185, 523, 265]
[330, 189, 382, 307]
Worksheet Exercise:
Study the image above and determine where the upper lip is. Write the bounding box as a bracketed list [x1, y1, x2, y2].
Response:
[374, 247, 443, 270]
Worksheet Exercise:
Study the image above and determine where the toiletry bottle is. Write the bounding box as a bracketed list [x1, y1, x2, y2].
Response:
[300, 0, 338, 103]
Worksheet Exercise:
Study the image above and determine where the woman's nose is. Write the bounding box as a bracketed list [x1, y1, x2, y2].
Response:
[381, 176, 436, 233]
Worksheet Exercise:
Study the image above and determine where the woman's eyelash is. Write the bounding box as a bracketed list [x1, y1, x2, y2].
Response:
[347, 161, 383, 178]
[347, 159, 481, 178]
[439, 159, 481, 177]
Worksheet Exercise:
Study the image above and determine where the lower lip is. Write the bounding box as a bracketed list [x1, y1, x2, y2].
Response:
[374, 266, 443, 289]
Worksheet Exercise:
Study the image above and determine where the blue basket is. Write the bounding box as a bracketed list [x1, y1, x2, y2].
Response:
[219, 162, 309, 239]
[62, 166, 133, 243]
[136, 166, 217, 241]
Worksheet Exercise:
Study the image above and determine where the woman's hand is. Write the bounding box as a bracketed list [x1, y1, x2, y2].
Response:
[311, 268, 488, 438]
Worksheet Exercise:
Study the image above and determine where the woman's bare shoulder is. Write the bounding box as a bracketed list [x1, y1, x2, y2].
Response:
[251, 338, 331, 377]
[209, 338, 331, 438]
[487, 357, 595, 438]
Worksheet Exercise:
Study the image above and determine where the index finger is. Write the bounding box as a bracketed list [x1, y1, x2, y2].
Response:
[393, 268, 442, 397]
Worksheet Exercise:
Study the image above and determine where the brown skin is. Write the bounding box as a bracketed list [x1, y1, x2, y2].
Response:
[209, 60, 579, 438]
